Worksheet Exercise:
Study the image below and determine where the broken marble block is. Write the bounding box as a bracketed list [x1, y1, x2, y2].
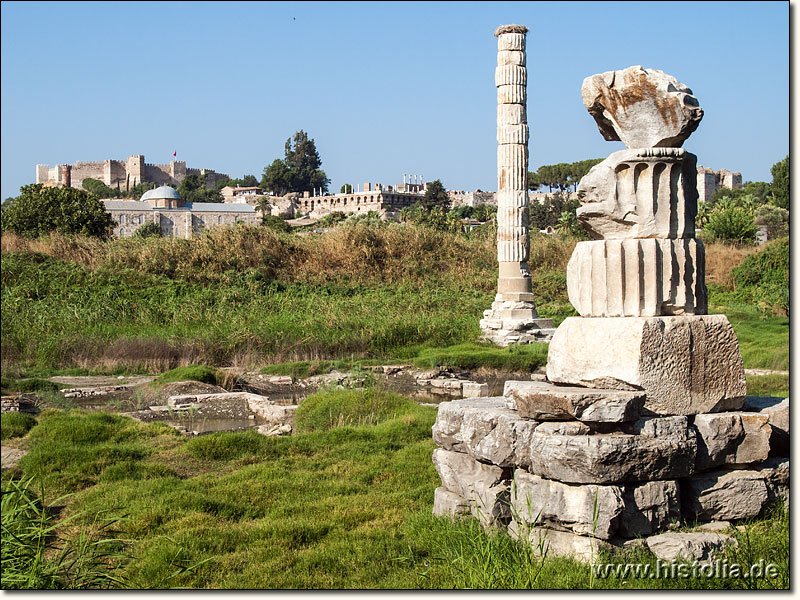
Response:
[575, 148, 698, 240]
[693, 412, 771, 470]
[743, 396, 789, 457]
[431, 448, 510, 527]
[527, 416, 697, 484]
[431, 397, 538, 468]
[581, 65, 703, 149]
[755, 457, 789, 504]
[511, 470, 623, 539]
[546, 315, 747, 416]
[619, 480, 682, 538]
[566, 238, 707, 317]
[683, 468, 770, 521]
[646, 532, 735, 564]
[432, 487, 471, 518]
[503, 380, 645, 422]
[508, 521, 616, 563]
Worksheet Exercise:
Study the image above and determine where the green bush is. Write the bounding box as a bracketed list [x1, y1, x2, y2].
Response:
[155, 365, 221, 386]
[1, 184, 114, 239]
[703, 206, 758, 244]
[133, 222, 161, 238]
[1, 412, 37, 440]
[261, 214, 292, 233]
[731, 237, 789, 314]
[755, 204, 789, 240]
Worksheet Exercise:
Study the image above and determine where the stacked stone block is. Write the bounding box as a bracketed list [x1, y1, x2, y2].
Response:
[433, 63, 788, 562]
[431, 390, 788, 561]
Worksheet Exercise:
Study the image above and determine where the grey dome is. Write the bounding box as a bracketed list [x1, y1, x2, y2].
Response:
[141, 185, 181, 201]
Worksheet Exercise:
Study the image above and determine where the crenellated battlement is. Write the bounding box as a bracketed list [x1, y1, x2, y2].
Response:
[35, 154, 228, 191]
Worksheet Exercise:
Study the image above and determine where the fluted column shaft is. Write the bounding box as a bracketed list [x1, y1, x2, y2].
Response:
[495, 26, 534, 303]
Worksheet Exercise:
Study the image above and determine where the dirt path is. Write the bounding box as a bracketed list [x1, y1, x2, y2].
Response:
[745, 369, 789, 377]
[1, 446, 27, 470]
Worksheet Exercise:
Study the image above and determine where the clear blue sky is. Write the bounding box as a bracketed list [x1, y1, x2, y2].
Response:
[0, 1, 789, 200]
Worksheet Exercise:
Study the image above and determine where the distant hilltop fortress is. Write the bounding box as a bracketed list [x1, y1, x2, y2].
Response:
[36, 155, 229, 191]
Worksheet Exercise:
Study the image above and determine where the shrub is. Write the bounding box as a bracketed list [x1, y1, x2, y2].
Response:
[261, 214, 292, 233]
[703, 206, 758, 244]
[155, 365, 221, 386]
[1, 184, 114, 239]
[132, 222, 161, 238]
[754, 204, 789, 240]
[731, 237, 789, 314]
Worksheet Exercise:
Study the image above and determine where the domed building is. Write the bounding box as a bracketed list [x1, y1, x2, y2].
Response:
[140, 185, 184, 209]
[102, 185, 260, 238]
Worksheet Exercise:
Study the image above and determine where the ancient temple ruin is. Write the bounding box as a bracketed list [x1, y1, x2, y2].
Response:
[479, 25, 555, 346]
[432, 45, 788, 561]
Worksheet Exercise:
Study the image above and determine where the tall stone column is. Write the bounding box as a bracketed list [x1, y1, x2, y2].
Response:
[480, 25, 554, 346]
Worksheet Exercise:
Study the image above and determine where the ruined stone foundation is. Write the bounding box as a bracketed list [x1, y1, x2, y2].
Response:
[434, 62, 788, 562]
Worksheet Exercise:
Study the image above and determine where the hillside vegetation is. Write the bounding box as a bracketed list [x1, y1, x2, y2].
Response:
[0, 225, 787, 373]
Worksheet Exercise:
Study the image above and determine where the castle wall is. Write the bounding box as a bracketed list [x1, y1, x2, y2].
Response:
[143, 163, 179, 187]
[105, 160, 128, 188]
[35, 155, 229, 191]
[69, 161, 106, 189]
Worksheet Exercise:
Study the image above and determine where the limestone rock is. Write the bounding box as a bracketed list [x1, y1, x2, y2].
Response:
[432, 487, 471, 518]
[504, 380, 645, 422]
[693, 412, 771, 470]
[509, 521, 616, 563]
[461, 382, 490, 398]
[431, 448, 510, 526]
[684, 468, 769, 521]
[431, 397, 537, 467]
[533, 421, 592, 436]
[511, 470, 624, 539]
[575, 148, 698, 240]
[581, 65, 703, 148]
[697, 521, 732, 532]
[755, 457, 789, 504]
[646, 532, 735, 564]
[527, 416, 696, 484]
[743, 396, 789, 456]
[566, 239, 707, 317]
[619, 480, 681, 538]
[546, 315, 747, 416]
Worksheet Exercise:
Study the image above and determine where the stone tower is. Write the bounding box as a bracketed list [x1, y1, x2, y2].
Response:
[479, 25, 555, 346]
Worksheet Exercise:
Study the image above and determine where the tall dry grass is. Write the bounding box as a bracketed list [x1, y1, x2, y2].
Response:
[1, 225, 578, 290]
[703, 241, 759, 290]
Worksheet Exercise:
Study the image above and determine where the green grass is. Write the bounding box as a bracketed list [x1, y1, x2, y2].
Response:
[746, 374, 789, 398]
[155, 365, 221, 386]
[1, 377, 61, 395]
[1, 412, 37, 440]
[410, 342, 548, 371]
[712, 305, 789, 371]
[259, 343, 549, 379]
[6, 394, 788, 589]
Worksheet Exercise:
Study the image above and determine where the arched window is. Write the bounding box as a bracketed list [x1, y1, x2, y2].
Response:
[119, 214, 127, 225]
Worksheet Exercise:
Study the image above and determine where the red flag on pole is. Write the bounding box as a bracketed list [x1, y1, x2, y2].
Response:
[173, 151, 177, 157]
